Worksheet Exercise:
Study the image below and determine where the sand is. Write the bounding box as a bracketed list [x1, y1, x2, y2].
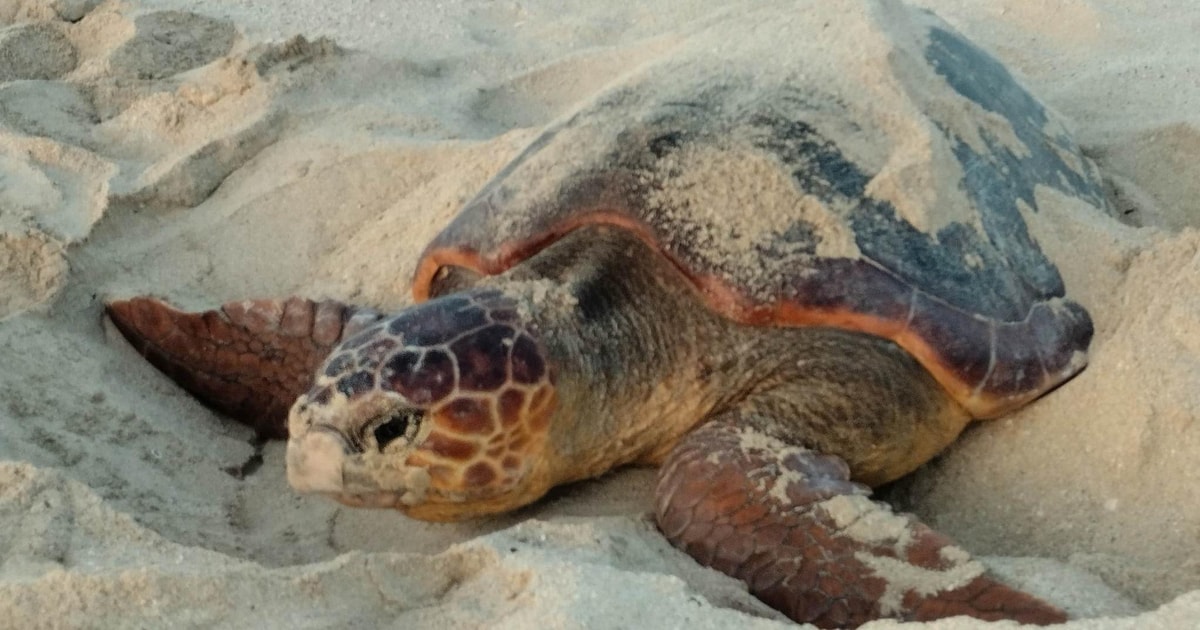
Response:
[0, 0, 1197, 627]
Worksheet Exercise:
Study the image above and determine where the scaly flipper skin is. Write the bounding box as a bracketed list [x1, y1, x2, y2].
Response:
[655, 420, 1067, 628]
[106, 297, 382, 438]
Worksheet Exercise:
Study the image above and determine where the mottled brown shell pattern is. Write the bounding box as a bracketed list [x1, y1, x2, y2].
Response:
[411, 6, 1104, 419]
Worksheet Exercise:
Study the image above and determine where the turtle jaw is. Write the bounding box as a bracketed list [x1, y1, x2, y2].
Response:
[281, 287, 564, 520]
[283, 387, 560, 520]
[284, 423, 435, 510]
[285, 392, 438, 510]
[284, 417, 558, 520]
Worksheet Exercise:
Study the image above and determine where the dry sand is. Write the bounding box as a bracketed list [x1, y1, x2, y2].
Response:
[1, 0, 1198, 627]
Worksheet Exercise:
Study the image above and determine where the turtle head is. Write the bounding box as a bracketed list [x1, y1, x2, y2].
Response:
[285, 289, 558, 521]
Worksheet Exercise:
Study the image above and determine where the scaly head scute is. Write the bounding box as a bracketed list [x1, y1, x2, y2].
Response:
[285, 288, 557, 520]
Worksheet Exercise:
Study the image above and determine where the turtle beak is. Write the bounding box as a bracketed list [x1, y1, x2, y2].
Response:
[285, 425, 353, 494]
[285, 422, 434, 508]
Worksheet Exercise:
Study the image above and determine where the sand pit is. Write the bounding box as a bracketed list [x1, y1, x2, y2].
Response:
[1, 0, 1197, 627]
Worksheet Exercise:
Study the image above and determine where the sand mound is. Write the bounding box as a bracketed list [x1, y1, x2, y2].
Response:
[1, 0, 1198, 627]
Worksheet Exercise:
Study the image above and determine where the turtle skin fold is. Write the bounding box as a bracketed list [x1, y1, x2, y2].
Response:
[655, 420, 1067, 628]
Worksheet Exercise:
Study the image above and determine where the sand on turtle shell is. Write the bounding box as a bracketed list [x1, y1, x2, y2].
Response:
[0, 0, 1198, 628]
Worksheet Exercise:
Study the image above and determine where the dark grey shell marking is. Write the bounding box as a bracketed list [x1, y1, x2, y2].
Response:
[418, 8, 1104, 412]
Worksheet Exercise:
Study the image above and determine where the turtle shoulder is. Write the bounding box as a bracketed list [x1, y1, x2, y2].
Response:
[415, 3, 1105, 417]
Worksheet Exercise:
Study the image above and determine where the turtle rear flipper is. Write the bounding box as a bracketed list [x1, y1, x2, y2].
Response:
[106, 297, 383, 438]
[655, 420, 1066, 628]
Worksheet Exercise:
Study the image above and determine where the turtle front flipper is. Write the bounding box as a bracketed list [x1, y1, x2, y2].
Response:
[106, 297, 383, 438]
[655, 420, 1066, 628]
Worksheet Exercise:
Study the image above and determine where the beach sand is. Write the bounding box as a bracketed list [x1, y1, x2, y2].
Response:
[1, 0, 1198, 627]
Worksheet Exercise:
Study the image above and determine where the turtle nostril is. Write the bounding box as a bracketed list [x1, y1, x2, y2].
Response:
[373, 409, 422, 450]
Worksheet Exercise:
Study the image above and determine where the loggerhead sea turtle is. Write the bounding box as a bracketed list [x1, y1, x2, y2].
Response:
[105, 4, 1108, 627]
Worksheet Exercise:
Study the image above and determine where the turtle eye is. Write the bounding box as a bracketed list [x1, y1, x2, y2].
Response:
[372, 409, 422, 450]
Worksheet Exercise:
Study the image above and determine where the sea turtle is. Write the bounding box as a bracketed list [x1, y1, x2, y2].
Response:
[105, 3, 1106, 627]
